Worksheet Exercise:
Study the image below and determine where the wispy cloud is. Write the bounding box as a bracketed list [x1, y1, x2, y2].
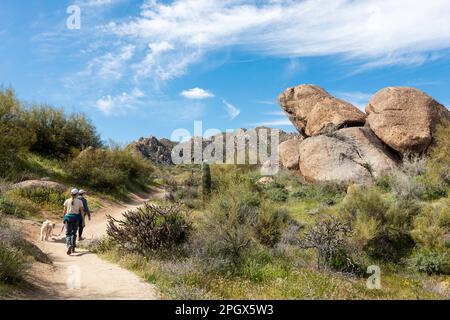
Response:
[180, 88, 215, 100]
[57, 0, 450, 116]
[100, 0, 450, 87]
[96, 88, 144, 115]
[222, 99, 241, 120]
[255, 100, 277, 106]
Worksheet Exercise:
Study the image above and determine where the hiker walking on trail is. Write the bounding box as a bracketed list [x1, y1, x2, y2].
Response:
[63, 188, 84, 255]
[77, 189, 91, 241]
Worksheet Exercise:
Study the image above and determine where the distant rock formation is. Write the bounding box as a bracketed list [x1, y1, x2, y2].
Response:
[131, 136, 177, 165]
[132, 127, 300, 165]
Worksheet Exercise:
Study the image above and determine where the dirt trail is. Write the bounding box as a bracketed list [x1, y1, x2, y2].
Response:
[20, 189, 166, 300]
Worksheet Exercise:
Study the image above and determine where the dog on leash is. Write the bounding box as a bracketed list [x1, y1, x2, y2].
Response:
[40, 220, 56, 241]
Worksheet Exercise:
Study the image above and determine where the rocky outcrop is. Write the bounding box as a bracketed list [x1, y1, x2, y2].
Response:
[366, 87, 450, 155]
[278, 84, 366, 136]
[134, 128, 299, 166]
[132, 136, 176, 165]
[298, 127, 398, 183]
[279, 138, 303, 170]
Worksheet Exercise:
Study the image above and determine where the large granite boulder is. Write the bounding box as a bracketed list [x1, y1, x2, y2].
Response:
[278, 84, 366, 136]
[279, 138, 302, 170]
[298, 127, 398, 183]
[366, 87, 450, 155]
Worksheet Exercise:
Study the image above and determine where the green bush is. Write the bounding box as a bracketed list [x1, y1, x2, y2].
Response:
[194, 187, 259, 268]
[259, 180, 289, 203]
[0, 195, 34, 218]
[192, 169, 291, 272]
[342, 186, 417, 262]
[12, 187, 66, 209]
[254, 205, 289, 247]
[26, 105, 102, 158]
[0, 88, 31, 179]
[291, 183, 346, 205]
[363, 230, 415, 263]
[0, 244, 28, 284]
[411, 202, 450, 248]
[68, 147, 153, 192]
[269, 188, 288, 202]
[420, 121, 450, 201]
[327, 248, 364, 275]
[409, 248, 449, 275]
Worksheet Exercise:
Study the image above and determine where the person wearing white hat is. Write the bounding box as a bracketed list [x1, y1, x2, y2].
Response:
[62, 188, 84, 255]
[77, 189, 91, 240]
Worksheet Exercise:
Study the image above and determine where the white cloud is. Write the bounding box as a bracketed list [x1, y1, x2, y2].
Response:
[222, 100, 241, 120]
[180, 88, 215, 100]
[96, 88, 144, 115]
[99, 0, 450, 86]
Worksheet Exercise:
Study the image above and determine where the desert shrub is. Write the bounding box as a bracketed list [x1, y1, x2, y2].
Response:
[0, 196, 25, 217]
[385, 154, 429, 201]
[172, 186, 202, 209]
[11, 187, 66, 209]
[107, 202, 192, 255]
[0, 88, 31, 178]
[342, 186, 389, 224]
[385, 198, 422, 232]
[268, 187, 288, 202]
[258, 180, 288, 202]
[85, 237, 115, 254]
[68, 147, 153, 192]
[254, 205, 290, 247]
[342, 186, 417, 262]
[327, 248, 365, 275]
[364, 230, 415, 263]
[192, 175, 290, 272]
[25, 104, 101, 158]
[193, 188, 259, 268]
[0, 195, 35, 218]
[0, 244, 28, 284]
[409, 248, 449, 275]
[411, 202, 450, 248]
[376, 174, 393, 192]
[390, 170, 425, 200]
[291, 183, 346, 205]
[421, 121, 450, 199]
[299, 216, 351, 271]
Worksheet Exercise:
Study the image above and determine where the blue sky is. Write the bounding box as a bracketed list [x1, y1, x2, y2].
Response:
[1, 0, 450, 143]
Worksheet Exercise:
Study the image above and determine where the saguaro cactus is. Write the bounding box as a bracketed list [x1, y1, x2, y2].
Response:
[202, 162, 212, 201]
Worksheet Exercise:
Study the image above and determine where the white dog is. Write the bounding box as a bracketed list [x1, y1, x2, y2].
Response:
[40, 220, 56, 241]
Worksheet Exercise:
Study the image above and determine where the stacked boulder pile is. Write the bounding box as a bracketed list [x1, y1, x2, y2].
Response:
[278, 85, 450, 183]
